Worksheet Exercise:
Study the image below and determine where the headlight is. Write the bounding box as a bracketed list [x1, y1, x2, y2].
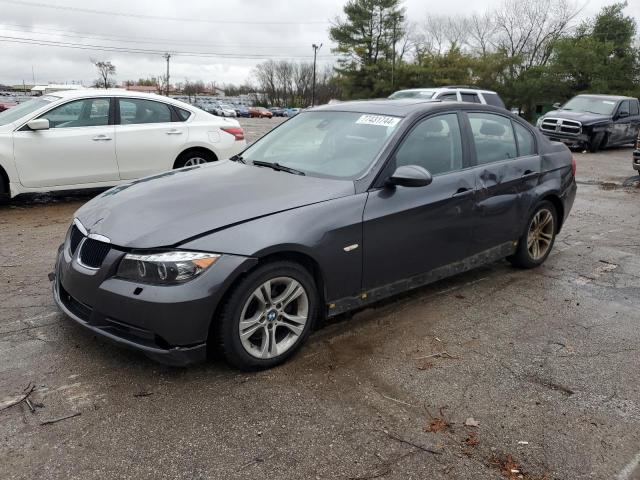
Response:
[117, 251, 220, 285]
[536, 117, 544, 127]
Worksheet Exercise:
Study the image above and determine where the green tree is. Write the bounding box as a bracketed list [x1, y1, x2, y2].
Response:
[549, 1, 640, 98]
[330, 0, 405, 98]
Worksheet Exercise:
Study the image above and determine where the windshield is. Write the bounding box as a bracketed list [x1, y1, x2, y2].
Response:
[562, 96, 617, 115]
[0, 96, 57, 126]
[241, 111, 400, 179]
[389, 90, 435, 100]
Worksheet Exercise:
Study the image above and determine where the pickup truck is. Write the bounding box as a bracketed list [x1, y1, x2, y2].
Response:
[537, 94, 640, 152]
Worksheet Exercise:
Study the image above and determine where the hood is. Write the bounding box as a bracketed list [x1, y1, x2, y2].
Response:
[75, 160, 355, 249]
[543, 109, 611, 124]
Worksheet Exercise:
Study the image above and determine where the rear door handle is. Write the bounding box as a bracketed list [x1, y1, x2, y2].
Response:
[521, 170, 538, 179]
[92, 135, 112, 141]
[452, 187, 475, 198]
[166, 129, 183, 135]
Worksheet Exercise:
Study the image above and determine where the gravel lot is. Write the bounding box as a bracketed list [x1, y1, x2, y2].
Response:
[1, 118, 639, 479]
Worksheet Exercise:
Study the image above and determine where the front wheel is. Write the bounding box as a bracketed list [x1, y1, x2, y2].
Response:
[214, 261, 318, 370]
[508, 201, 558, 269]
[587, 132, 605, 153]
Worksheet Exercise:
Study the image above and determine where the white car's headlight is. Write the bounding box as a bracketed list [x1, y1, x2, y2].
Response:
[536, 117, 544, 127]
[117, 251, 220, 285]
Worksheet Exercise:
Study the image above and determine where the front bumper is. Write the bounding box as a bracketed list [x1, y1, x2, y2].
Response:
[52, 239, 253, 366]
[539, 130, 588, 147]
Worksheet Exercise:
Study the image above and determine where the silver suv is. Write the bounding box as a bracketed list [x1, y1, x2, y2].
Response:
[389, 86, 506, 109]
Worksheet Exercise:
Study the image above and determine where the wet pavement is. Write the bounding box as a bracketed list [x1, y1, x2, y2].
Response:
[1, 119, 639, 479]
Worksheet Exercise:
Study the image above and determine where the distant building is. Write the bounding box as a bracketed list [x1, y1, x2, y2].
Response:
[31, 84, 85, 95]
[124, 84, 161, 94]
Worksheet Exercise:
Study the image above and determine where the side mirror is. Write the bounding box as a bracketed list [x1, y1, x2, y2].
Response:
[27, 119, 50, 131]
[552, 102, 562, 109]
[387, 165, 433, 188]
[618, 110, 629, 119]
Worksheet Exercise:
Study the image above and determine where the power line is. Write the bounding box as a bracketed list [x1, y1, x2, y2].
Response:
[0, 34, 337, 60]
[0, 23, 318, 50]
[0, 0, 330, 25]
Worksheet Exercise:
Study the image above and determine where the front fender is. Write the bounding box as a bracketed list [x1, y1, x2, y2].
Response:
[180, 194, 368, 301]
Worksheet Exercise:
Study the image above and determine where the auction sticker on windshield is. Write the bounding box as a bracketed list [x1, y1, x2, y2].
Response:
[356, 114, 400, 127]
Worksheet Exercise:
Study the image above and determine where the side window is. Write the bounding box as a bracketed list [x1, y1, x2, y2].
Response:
[176, 108, 192, 121]
[630, 101, 639, 116]
[468, 113, 517, 164]
[482, 93, 506, 109]
[119, 98, 172, 125]
[40, 98, 110, 128]
[513, 121, 536, 156]
[618, 100, 630, 116]
[395, 114, 463, 175]
[438, 93, 458, 101]
[461, 93, 481, 103]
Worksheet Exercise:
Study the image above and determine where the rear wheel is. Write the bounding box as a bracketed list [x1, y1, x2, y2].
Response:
[508, 201, 558, 269]
[174, 150, 215, 168]
[214, 261, 318, 370]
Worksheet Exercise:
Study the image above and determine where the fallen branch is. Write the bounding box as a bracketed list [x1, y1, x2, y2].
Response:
[380, 393, 414, 408]
[414, 351, 460, 360]
[0, 384, 35, 412]
[380, 430, 442, 455]
[40, 412, 81, 426]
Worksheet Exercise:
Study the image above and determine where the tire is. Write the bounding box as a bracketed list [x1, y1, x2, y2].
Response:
[508, 201, 558, 269]
[587, 132, 605, 153]
[214, 261, 319, 370]
[174, 150, 215, 169]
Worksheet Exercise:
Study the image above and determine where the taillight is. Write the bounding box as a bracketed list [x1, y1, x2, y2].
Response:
[221, 127, 245, 141]
[571, 155, 576, 177]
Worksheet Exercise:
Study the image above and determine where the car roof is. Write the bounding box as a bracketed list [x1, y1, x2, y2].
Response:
[313, 98, 509, 117]
[37, 88, 197, 110]
[393, 87, 498, 94]
[576, 94, 636, 101]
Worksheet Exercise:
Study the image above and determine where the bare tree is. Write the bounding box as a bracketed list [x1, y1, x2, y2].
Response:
[493, 0, 580, 72]
[91, 59, 116, 89]
[466, 12, 497, 56]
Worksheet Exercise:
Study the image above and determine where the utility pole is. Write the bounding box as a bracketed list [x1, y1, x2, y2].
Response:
[163, 53, 171, 96]
[391, 19, 397, 89]
[311, 43, 322, 107]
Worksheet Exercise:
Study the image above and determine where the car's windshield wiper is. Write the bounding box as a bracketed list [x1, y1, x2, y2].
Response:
[229, 154, 245, 164]
[252, 160, 305, 176]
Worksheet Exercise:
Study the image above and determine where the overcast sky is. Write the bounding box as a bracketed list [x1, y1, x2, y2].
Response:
[0, 0, 637, 88]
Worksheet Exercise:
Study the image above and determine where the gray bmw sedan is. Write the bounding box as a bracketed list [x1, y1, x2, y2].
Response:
[53, 99, 577, 370]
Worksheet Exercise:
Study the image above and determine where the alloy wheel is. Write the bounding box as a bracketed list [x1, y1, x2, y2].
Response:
[527, 208, 554, 260]
[238, 277, 309, 359]
[183, 157, 208, 166]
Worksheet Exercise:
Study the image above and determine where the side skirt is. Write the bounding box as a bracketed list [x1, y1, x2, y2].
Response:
[326, 241, 517, 317]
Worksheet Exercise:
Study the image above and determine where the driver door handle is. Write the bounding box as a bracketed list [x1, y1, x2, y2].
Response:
[92, 135, 112, 141]
[166, 129, 183, 135]
[452, 187, 475, 198]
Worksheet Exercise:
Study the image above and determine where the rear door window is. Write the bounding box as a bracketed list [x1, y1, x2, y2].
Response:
[461, 93, 481, 103]
[468, 113, 517, 164]
[119, 98, 172, 125]
[630, 101, 639, 116]
[513, 122, 536, 156]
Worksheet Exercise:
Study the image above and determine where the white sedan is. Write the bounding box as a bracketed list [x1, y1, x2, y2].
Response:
[0, 89, 246, 199]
